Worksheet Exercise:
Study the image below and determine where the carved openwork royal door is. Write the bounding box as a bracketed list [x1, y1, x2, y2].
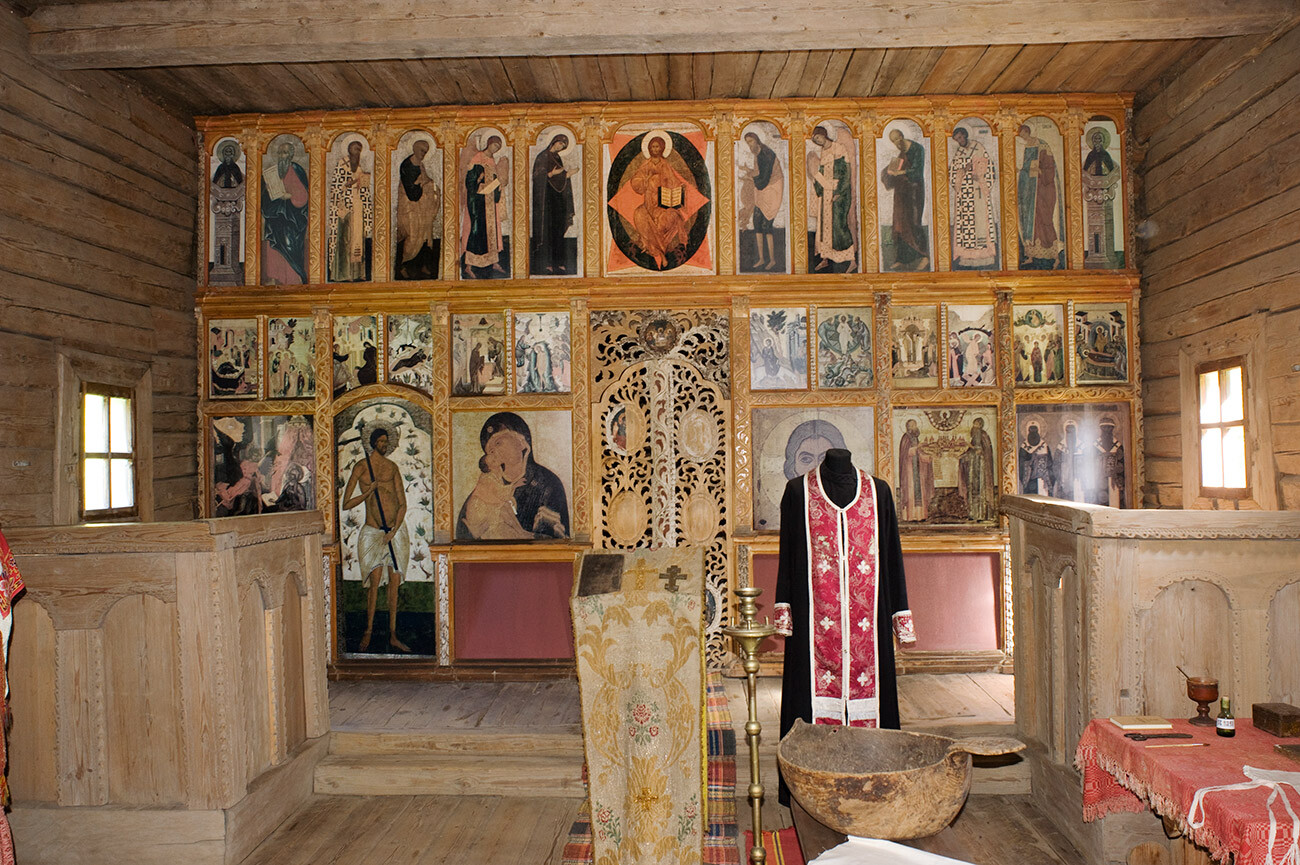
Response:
[591, 310, 732, 669]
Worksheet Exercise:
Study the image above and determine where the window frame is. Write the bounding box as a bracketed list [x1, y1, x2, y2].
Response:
[1194, 356, 1250, 500]
[1177, 314, 1275, 510]
[79, 381, 140, 521]
[55, 347, 154, 525]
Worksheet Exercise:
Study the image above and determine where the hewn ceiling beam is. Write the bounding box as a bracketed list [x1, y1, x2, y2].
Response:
[25, 0, 1293, 70]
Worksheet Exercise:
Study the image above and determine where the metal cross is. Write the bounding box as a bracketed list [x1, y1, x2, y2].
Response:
[659, 564, 686, 592]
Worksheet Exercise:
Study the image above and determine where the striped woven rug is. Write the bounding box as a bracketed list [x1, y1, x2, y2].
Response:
[562, 672, 740, 864]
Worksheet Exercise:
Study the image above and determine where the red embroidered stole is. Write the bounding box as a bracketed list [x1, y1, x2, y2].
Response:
[0, 532, 21, 621]
[803, 468, 880, 727]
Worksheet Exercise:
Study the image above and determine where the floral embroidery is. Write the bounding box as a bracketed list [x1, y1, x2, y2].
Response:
[676, 795, 700, 842]
[626, 699, 662, 744]
[893, 610, 917, 644]
[593, 802, 622, 844]
[774, 603, 793, 635]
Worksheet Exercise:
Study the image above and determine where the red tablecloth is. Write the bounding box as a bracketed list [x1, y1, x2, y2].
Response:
[1077, 718, 1300, 865]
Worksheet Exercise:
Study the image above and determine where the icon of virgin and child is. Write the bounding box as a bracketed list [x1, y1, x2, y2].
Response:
[456, 412, 570, 541]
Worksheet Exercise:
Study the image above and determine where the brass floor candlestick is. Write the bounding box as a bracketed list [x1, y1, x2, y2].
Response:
[723, 586, 778, 865]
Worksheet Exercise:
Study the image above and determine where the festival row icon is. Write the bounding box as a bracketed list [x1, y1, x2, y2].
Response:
[207, 310, 572, 401]
[206, 112, 1125, 286]
[749, 300, 1129, 392]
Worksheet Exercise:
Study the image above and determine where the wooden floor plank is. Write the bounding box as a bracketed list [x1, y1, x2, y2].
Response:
[970, 672, 1016, 715]
[467, 797, 553, 865]
[241, 795, 368, 865]
[416, 797, 506, 865]
[314, 796, 416, 865]
[478, 681, 540, 727]
[543, 798, 584, 865]
[534, 679, 582, 726]
[363, 795, 461, 865]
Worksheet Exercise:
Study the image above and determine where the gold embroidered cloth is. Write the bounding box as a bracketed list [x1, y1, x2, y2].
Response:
[572, 548, 706, 865]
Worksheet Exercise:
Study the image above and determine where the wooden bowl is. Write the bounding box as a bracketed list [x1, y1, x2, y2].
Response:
[776, 720, 1024, 840]
[1186, 677, 1218, 702]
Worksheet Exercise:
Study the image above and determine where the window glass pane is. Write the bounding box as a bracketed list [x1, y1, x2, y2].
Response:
[84, 393, 109, 452]
[1221, 367, 1244, 423]
[84, 457, 110, 512]
[1222, 425, 1247, 488]
[109, 397, 133, 452]
[109, 459, 135, 509]
[1198, 371, 1221, 424]
[1201, 428, 1223, 488]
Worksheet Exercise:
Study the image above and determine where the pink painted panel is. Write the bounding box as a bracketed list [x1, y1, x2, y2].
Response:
[904, 552, 1000, 651]
[755, 550, 999, 654]
[752, 553, 783, 655]
[453, 561, 575, 660]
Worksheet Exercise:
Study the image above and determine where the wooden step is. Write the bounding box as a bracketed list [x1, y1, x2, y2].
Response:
[314, 752, 588, 798]
[329, 726, 584, 757]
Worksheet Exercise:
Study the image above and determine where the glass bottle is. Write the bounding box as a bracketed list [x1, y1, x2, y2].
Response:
[1216, 697, 1236, 738]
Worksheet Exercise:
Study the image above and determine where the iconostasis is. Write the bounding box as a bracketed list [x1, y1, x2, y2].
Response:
[195, 94, 1139, 674]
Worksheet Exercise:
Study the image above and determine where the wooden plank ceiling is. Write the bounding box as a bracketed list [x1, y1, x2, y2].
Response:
[104, 42, 1213, 117]
[13, 0, 1261, 115]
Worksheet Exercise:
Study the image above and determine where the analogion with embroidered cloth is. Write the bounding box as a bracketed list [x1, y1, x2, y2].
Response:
[1077, 717, 1300, 865]
[572, 548, 707, 865]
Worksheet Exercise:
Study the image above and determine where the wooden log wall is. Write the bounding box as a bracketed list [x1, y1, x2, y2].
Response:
[0, 6, 199, 527]
[1134, 17, 1300, 510]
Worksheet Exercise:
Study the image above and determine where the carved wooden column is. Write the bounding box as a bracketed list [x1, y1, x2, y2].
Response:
[995, 109, 1021, 272]
[435, 552, 450, 665]
[431, 301, 453, 544]
[570, 297, 591, 544]
[305, 124, 325, 285]
[1064, 109, 1085, 271]
[1065, 299, 1078, 387]
[510, 117, 529, 278]
[932, 107, 952, 272]
[1121, 104, 1138, 269]
[874, 290, 894, 485]
[311, 306, 334, 540]
[995, 289, 1016, 497]
[713, 111, 737, 276]
[244, 128, 263, 286]
[582, 115, 603, 278]
[372, 121, 392, 283]
[196, 132, 209, 289]
[789, 111, 808, 275]
[730, 295, 753, 533]
[858, 110, 880, 274]
[439, 120, 459, 281]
